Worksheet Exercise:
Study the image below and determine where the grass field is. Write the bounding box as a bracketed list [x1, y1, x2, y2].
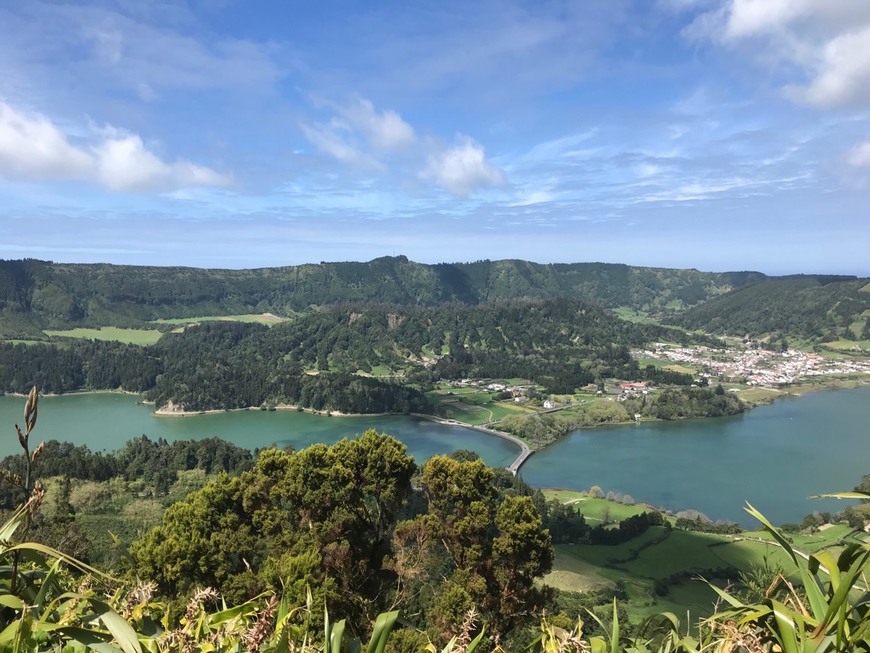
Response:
[820, 339, 870, 352]
[152, 313, 289, 326]
[542, 490, 650, 523]
[43, 327, 164, 345]
[612, 307, 660, 325]
[426, 386, 534, 425]
[731, 386, 784, 405]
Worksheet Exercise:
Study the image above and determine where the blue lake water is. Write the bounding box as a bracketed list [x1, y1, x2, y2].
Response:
[2, 386, 868, 526]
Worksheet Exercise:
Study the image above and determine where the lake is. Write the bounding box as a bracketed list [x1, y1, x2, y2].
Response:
[0, 393, 519, 468]
[1, 387, 867, 526]
[521, 386, 870, 525]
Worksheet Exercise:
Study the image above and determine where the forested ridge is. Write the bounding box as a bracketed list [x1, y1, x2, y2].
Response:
[0, 257, 767, 336]
[672, 275, 870, 341]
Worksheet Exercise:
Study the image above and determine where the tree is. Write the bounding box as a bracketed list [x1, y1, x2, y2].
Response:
[415, 456, 554, 639]
[131, 431, 416, 625]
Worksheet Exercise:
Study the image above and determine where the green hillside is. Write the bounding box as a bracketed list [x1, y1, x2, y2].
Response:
[671, 275, 870, 342]
[0, 258, 765, 337]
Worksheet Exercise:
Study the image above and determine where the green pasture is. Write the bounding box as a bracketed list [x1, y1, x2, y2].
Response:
[151, 313, 289, 326]
[664, 363, 697, 374]
[612, 307, 660, 325]
[732, 386, 784, 405]
[635, 357, 666, 367]
[544, 549, 614, 593]
[542, 490, 648, 523]
[633, 581, 721, 622]
[43, 327, 164, 345]
[427, 387, 534, 425]
[820, 339, 870, 352]
[549, 539, 722, 622]
[616, 529, 726, 578]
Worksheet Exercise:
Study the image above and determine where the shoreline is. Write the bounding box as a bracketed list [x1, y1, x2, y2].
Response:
[152, 401, 390, 419]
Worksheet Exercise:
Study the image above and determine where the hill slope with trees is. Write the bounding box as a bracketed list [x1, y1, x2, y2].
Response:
[671, 276, 870, 341]
[0, 300, 716, 411]
[0, 257, 766, 336]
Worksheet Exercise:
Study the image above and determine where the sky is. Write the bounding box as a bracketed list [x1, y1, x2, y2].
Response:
[1, 0, 869, 274]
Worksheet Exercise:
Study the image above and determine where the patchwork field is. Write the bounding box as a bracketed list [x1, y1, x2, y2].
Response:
[542, 490, 859, 623]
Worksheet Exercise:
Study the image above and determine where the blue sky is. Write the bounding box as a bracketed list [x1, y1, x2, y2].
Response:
[1, 0, 869, 274]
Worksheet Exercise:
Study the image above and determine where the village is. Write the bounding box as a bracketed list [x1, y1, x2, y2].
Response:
[632, 343, 870, 387]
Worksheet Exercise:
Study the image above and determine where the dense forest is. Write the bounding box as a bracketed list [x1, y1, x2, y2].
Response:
[0, 300, 719, 412]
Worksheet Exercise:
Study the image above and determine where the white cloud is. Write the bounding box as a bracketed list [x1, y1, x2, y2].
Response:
[689, 1, 870, 109]
[0, 102, 231, 192]
[422, 136, 506, 198]
[94, 131, 231, 192]
[793, 27, 870, 108]
[338, 98, 416, 151]
[304, 97, 502, 198]
[300, 122, 383, 171]
[302, 97, 414, 170]
[848, 141, 870, 167]
[720, 0, 810, 39]
[0, 102, 92, 180]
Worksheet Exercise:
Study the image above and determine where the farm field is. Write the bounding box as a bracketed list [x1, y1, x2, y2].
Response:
[43, 327, 164, 345]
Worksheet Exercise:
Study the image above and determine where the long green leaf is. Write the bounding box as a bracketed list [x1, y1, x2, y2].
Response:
[744, 503, 798, 566]
[330, 619, 347, 653]
[815, 491, 870, 500]
[7, 542, 111, 579]
[208, 601, 258, 626]
[610, 599, 619, 653]
[89, 599, 142, 653]
[0, 595, 24, 609]
[366, 610, 399, 653]
[33, 557, 62, 613]
[466, 626, 487, 653]
[706, 583, 744, 609]
[770, 599, 799, 653]
[0, 506, 27, 543]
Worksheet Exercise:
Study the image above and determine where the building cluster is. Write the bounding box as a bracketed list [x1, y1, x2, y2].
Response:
[631, 344, 870, 387]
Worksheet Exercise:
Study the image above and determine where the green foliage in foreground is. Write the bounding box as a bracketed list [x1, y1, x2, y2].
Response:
[4, 494, 870, 652]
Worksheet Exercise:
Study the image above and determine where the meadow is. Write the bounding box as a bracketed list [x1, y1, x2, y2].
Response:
[426, 385, 536, 425]
[43, 327, 164, 345]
